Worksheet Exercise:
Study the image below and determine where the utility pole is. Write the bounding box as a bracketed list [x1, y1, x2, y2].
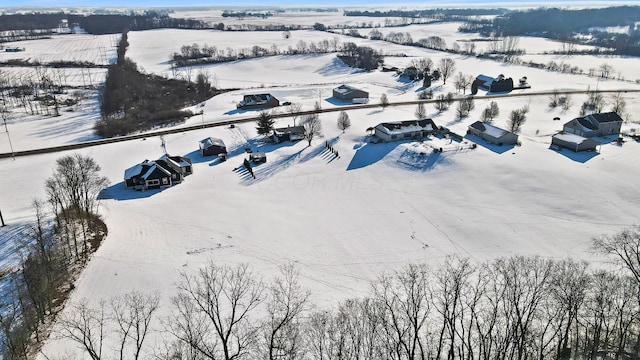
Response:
[2, 109, 15, 160]
[0, 209, 5, 226]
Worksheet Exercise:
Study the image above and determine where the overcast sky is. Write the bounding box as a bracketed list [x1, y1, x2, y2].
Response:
[1, 0, 632, 9]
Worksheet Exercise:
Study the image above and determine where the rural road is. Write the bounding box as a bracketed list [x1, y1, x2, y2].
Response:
[1, 88, 639, 159]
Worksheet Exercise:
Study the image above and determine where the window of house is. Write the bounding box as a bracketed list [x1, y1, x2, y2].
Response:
[162, 178, 169, 185]
[391, 135, 397, 140]
[147, 179, 160, 186]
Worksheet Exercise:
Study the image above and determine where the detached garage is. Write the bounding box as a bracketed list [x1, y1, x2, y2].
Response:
[333, 84, 369, 103]
[551, 133, 600, 152]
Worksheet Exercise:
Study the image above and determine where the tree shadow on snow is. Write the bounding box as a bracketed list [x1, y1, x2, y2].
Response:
[347, 142, 398, 171]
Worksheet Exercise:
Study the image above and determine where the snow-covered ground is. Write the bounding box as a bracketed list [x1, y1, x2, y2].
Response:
[0, 8, 639, 358]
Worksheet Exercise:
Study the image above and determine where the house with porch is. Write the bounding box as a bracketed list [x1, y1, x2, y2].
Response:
[124, 160, 173, 191]
[373, 119, 438, 142]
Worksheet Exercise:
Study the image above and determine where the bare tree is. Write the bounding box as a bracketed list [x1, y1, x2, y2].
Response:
[481, 101, 499, 123]
[433, 256, 475, 360]
[453, 72, 473, 94]
[549, 89, 561, 108]
[57, 300, 107, 360]
[173, 262, 263, 360]
[507, 106, 528, 133]
[302, 114, 322, 146]
[610, 92, 627, 118]
[456, 97, 475, 118]
[111, 291, 160, 360]
[263, 264, 311, 360]
[434, 94, 450, 113]
[372, 264, 431, 360]
[287, 103, 302, 126]
[599, 63, 613, 79]
[438, 58, 456, 85]
[415, 102, 426, 119]
[593, 226, 640, 285]
[337, 110, 351, 132]
[379, 93, 389, 109]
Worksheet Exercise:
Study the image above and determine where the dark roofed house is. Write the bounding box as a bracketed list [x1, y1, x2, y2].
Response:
[199, 137, 227, 157]
[552, 133, 600, 152]
[237, 93, 280, 109]
[374, 119, 438, 142]
[124, 154, 193, 191]
[124, 160, 173, 191]
[562, 112, 623, 137]
[333, 84, 369, 103]
[273, 125, 305, 143]
[467, 121, 519, 146]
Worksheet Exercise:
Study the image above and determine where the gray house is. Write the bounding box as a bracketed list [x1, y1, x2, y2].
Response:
[237, 93, 280, 109]
[273, 125, 305, 143]
[552, 133, 600, 152]
[333, 85, 369, 102]
[467, 121, 519, 145]
[562, 112, 623, 137]
[374, 119, 438, 142]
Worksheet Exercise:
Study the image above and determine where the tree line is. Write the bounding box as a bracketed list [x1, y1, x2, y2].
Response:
[0, 11, 208, 36]
[465, 6, 640, 57]
[1, 154, 109, 359]
[33, 226, 640, 360]
[96, 30, 218, 138]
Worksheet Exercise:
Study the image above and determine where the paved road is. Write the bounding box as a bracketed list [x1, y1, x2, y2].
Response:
[1, 88, 639, 159]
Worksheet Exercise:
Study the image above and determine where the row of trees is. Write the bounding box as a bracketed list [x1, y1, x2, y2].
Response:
[170, 37, 343, 67]
[47, 226, 640, 360]
[1, 154, 109, 359]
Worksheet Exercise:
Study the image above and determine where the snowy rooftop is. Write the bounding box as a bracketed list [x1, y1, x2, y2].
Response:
[553, 132, 598, 144]
[469, 121, 512, 139]
[200, 137, 226, 148]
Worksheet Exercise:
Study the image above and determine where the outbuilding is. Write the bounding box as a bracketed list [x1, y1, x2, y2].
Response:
[237, 93, 280, 109]
[551, 133, 600, 152]
[199, 137, 227, 157]
[332, 84, 369, 103]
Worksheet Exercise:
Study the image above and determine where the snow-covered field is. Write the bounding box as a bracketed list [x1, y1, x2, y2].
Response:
[0, 8, 639, 358]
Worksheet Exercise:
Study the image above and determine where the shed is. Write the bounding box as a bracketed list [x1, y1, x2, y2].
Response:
[552, 133, 600, 152]
[249, 152, 267, 164]
[199, 137, 227, 157]
[467, 121, 518, 146]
